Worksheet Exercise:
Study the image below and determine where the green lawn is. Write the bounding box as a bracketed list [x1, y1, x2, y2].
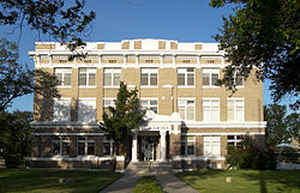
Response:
[0, 169, 122, 193]
[133, 176, 164, 193]
[176, 169, 300, 193]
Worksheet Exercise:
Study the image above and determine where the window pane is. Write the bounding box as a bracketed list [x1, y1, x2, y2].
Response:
[88, 73, 96, 86]
[179, 106, 185, 120]
[212, 73, 219, 86]
[187, 144, 194, 155]
[150, 100, 157, 105]
[187, 74, 194, 86]
[235, 76, 243, 86]
[202, 73, 210, 86]
[113, 73, 120, 86]
[177, 74, 185, 85]
[62, 142, 70, 156]
[141, 73, 148, 86]
[103, 143, 111, 156]
[104, 73, 112, 86]
[78, 142, 85, 155]
[187, 105, 195, 120]
[56, 73, 63, 86]
[52, 141, 60, 155]
[150, 73, 157, 86]
[64, 73, 72, 86]
[79, 73, 87, 86]
[87, 142, 95, 155]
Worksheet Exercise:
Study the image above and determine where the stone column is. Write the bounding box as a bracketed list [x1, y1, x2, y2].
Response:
[160, 130, 167, 162]
[132, 134, 138, 162]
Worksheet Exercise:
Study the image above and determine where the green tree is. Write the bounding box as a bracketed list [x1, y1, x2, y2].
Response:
[0, 111, 33, 168]
[0, 0, 95, 48]
[0, 38, 60, 112]
[209, 0, 300, 109]
[99, 82, 145, 156]
[264, 104, 289, 146]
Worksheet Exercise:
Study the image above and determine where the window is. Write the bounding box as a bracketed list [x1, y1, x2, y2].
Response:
[53, 98, 71, 121]
[79, 68, 96, 87]
[235, 75, 244, 87]
[178, 99, 195, 120]
[54, 68, 72, 87]
[203, 137, 220, 157]
[227, 98, 244, 122]
[103, 68, 121, 87]
[103, 98, 115, 114]
[202, 68, 219, 87]
[181, 136, 196, 156]
[53, 55, 69, 63]
[202, 98, 220, 121]
[177, 68, 195, 86]
[77, 137, 96, 156]
[227, 135, 243, 147]
[141, 99, 158, 113]
[141, 68, 158, 87]
[103, 136, 114, 156]
[52, 137, 71, 156]
[78, 98, 96, 122]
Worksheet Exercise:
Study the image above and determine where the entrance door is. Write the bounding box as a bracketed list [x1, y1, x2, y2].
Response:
[142, 138, 155, 161]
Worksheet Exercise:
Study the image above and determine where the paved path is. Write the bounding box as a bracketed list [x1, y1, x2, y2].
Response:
[156, 173, 199, 193]
[99, 170, 140, 193]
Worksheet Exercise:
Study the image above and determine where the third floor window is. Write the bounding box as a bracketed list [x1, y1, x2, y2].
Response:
[177, 68, 195, 87]
[79, 68, 96, 87]
[54, 68, 72, 87]
[141, 68, 158, 87]
[103, 68, 121, 87]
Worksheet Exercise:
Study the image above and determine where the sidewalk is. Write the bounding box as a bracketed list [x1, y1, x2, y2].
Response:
[99, 170, 140, 193]
[156, 173, 198, 193]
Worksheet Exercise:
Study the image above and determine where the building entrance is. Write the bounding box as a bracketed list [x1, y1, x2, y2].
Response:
[139, 135, 159, 161]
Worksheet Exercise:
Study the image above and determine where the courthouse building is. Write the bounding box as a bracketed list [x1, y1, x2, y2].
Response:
[27, 39, 266, 170]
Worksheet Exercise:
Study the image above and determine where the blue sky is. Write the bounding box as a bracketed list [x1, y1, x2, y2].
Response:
[3, 0, 286, 112]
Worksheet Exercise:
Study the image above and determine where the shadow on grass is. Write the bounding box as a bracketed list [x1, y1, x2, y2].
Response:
[0, 169, 122, 193]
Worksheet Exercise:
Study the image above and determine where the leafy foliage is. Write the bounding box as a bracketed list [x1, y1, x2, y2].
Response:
[226, 136, 277, 170]
[99, 82, 145, 156]
[0, 0, 95, 49]
[0, 111, 33, 168]
[209, 0, 300, 109]
[0, 38, 60, 112]
[264, 104, 300, 146]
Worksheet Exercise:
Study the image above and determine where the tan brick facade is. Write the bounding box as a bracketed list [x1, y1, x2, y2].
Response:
[29, 39, 266, 170]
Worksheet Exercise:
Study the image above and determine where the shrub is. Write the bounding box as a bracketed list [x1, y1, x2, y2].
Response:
[226, 136, 277, 170]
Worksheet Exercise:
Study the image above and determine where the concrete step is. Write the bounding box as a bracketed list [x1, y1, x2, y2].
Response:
[127, 161, 172, 175]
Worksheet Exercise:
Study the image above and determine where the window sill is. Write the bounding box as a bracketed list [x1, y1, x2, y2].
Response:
[104, 86, 120, 89]
[79, 86, 97, 88]
[141, 86, 158, 88]
[202, 86, 221, 89]
[177, 86, 195, 88]
[57, 86, 72, 89]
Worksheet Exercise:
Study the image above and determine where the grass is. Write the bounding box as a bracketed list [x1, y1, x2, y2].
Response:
[176, 169, 300, 193]
[133, 176, 164, 193]
[0, 169, 122, 193]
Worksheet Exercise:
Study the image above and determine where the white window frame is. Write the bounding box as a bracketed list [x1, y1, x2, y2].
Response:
[227, 135, 243, 147]
[202, 68, 220, 88]
[78, 68, 97, 88]
[177, 68, 195, 88]
[77, 136, 96, 156]
[140, 68, 158, 88]
[54, 68, 72, 88]
[52, 136, 71, 156]
[203, 136, 221, 157]
[103, 68, 121, 88]
[77, 98, 97, 123]
[178, 98, 195, 121]
[140, 98, 159, 114]
[103, 98, 116, 114]
[53, 98, 71, 122]
[227, 98, 245, 122]
[181, 136, 196, 156]
[202, 98, 220, 122]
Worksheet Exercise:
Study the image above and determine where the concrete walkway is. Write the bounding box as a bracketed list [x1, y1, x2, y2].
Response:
[99, 170, 140, 193]
[156, 173, 198, 193]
